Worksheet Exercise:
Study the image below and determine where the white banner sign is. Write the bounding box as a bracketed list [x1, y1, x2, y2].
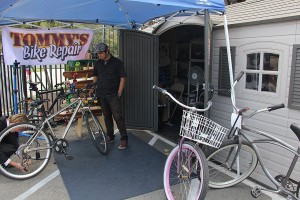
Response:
[2, 27, 94, 65]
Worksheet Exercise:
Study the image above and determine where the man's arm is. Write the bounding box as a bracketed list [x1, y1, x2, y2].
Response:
[89, 76, 98, 97]
[92, 76, 98, 85]
[118, 77, 126, 97]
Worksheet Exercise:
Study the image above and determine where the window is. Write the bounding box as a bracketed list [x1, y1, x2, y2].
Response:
[245, 52, 279, 93]
[288, 45, 300, 109]
[218, 46, 236, 97]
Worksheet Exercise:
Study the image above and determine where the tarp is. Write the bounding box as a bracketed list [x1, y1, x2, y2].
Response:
[0, 0, 225, 29]
[0, 0, 236, 108]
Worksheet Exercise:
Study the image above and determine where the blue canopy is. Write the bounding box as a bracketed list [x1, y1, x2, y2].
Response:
[0, 0, 225, 28]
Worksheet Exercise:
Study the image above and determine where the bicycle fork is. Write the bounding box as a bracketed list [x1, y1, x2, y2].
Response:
[176, 139, 198, 180]
[223, 137, 243, 178]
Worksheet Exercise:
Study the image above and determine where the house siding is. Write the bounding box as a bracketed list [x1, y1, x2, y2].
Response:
[212, 20, 300, 186]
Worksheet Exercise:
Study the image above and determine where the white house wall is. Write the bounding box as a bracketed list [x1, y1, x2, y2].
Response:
[212, 20, 300, 187]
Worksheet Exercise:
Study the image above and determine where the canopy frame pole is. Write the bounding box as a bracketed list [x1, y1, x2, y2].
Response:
[204, 9, 210, 117]
[223, 14, 236, 113]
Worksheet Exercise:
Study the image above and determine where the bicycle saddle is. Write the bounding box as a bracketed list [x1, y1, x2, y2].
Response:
[28, 82, 41, 91]
[28, 82, 40, 87]
[30, 99, 50, 107]
[290, 123, 300, 141]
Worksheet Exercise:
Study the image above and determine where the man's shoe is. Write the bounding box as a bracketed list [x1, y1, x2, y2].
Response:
[118, 140, 128, 150]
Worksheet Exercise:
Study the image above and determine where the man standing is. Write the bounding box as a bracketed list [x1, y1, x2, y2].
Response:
[89, 43, 128, 150]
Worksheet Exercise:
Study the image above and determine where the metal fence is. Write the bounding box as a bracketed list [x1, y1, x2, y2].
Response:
[0, 26, 120, 117]
[0, 53, 66, 116]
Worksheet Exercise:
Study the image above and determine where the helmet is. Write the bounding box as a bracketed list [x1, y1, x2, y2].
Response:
[94, 43, 108, 53]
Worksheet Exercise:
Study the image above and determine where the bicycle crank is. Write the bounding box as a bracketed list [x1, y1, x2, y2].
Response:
[275, 175, 298, 193]
[54, 139, 69, 154]
[54, 139, 73, 160]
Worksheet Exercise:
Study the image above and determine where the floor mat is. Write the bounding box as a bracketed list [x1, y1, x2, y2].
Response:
[54, 132, 167, 200]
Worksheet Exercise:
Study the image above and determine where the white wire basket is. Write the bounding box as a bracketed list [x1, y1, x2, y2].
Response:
[179, 110, 228, 148]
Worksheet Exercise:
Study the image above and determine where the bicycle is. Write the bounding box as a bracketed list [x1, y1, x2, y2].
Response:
[0, 84, 108, 180]
[206, 71, 300, 199]
[18, 81, 68, 124]
[153, 85, 228, 200]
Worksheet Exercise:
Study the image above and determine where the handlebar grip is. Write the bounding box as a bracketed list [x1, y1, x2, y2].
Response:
[238, 107, 249, 115]
[268, 103, 285, 112]
[153, 85, 166, 93]
[234, 71, 244, 82]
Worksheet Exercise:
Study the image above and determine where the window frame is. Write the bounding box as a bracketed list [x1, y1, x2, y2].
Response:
[244, 51, 279, 93]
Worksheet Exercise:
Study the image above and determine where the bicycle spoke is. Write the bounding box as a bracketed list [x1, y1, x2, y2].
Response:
[0, 123, 52, 180]
[164, 141, 208, 200]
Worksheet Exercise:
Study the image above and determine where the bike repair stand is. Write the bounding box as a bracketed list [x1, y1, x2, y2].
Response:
[12, 60, 20, 114]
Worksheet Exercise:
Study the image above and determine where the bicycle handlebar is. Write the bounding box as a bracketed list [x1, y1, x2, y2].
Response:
[239, 104, 285, 119]
[229, 71, 285, 117]
[153, 85, 212, 112]
[231, 72, 245, 112]
[39, 88, 64, 95]
[234, 71, 244, 82]
[54, 82, 65, 88]
[268, 103, 285, 111]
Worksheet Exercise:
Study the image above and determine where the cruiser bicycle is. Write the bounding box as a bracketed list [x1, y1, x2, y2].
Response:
[154, 84, 228, 200]
[207, 72, 300, 200]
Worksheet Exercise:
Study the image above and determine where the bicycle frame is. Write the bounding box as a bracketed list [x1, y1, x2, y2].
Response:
[154, 85, 214, 177]
[23, 98, 85, 147]
[239, 125, 300, 197]
[42, 97, 90, 139]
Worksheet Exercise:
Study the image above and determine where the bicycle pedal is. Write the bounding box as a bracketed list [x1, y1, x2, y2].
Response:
[65, 155, 73, 160]
[251, 186, 262, 198]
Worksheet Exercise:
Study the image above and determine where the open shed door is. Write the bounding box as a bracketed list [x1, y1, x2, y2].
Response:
[119, 30, 158, 131]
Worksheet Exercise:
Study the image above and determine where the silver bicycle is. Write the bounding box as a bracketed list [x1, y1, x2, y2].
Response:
[0, 86, 107, 180]
[207, 71, 300, 200]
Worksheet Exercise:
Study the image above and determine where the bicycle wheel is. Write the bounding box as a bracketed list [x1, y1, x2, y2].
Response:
[207, 140, 258, 188]
[164, 141, 208, 200]
[297, 181, 300, 198]
[0, 123, 52, 180]
[85, 111, 107, 155]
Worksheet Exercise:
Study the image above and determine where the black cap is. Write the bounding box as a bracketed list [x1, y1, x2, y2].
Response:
[94, 43, 108, 53]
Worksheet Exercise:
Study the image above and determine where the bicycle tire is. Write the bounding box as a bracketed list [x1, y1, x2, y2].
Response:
[164, 141, 208, 200]
[85, 112, 108, 155]
[207, 139, 258, 189]
[0, 123, 52, 180]
[297, 181, 300, 198]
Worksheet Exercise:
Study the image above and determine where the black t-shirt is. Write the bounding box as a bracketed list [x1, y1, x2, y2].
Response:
[93, 55, 126, 96]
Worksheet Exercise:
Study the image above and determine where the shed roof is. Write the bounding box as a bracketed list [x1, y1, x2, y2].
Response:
[215, 0, 300, 28]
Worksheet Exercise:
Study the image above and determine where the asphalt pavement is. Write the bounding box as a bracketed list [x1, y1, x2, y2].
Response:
[0, 122, 285, 200]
